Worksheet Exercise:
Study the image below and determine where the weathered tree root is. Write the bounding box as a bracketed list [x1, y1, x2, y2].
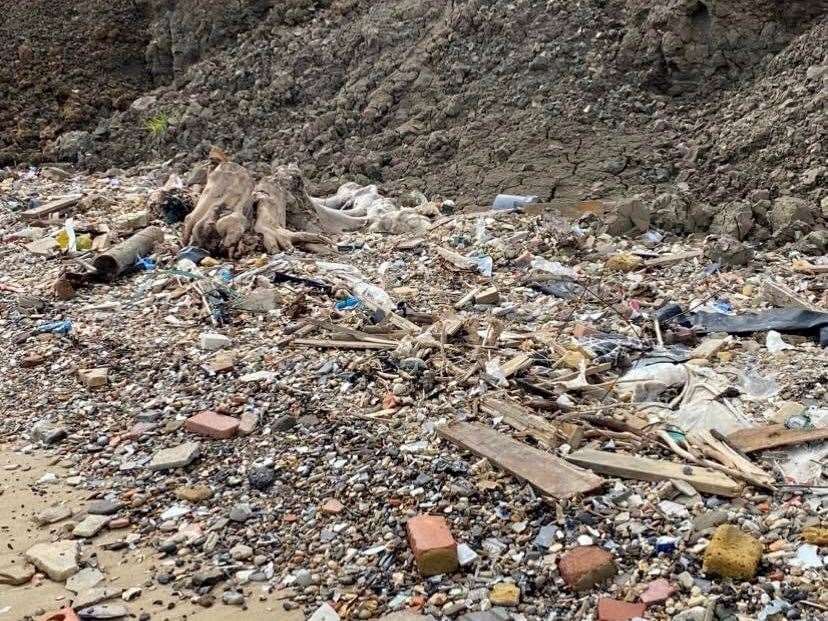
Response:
[181, 161, 430, 257]
[182, 162, 336, 257]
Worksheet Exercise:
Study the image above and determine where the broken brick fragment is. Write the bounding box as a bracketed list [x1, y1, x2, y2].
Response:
[184, 411, 240, 439]
[640, 578, 675, 605]
[558, 546, 617, 591]
[597, 598, 647, 621]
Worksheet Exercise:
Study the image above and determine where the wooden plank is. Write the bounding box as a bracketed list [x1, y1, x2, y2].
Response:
[436, 246, 477, 271]
[292, 338, 396, 350]
[566, 448, 743, 497]
[791, 260, 828, 275]
[21, 194, 83, 220]
[727, 425, 828, 453]
[454, 287, 480, 309]
[551, 362, 613, 383]
[500, 353, 533, 378]
[695, 430, 774, 485]
[480, 397, 570, 448]
[760, 279, 821, 311]
[437, 421, 604, 498]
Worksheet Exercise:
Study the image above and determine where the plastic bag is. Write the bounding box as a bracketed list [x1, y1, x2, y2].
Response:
[467, 254, 493, 277]
[530, 257, 577, 278]
[491, 194, 538, 211]
[615, 363, 689, 402]
[766, 330, 794, 353]
[672, 400, 749, 438]
[737, 368, 780, 400]
[55, 219, 77, 251]
[485, 358, 508, 387]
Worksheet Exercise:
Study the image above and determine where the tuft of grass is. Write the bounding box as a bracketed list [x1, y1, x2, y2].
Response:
[145, 113, 169, 137]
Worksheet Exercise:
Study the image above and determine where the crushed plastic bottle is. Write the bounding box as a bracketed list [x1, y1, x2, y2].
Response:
[712, 298, 734, 314]
[352, 281, 396, 313]
[484, 358, 508, 387]
[177, 246, 211, 264]
[785, 414, 812, 430]
[474, 218, 488, 244]
[655, 536, 677, 554]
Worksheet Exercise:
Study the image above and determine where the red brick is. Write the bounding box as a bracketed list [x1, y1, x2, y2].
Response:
[597, 598, 646, 621]
[558, 546, 617, 591]
[184, 411, 239, 439]
[406, 515, 459, 577]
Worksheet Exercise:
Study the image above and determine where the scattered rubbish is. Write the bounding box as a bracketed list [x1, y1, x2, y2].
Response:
[530, 257, 578, 278]
[566, 449, 742, 497]
[785, 414, 812, 430]
[56, 220, 77, 251]
[176, 246, 211, 264]
[703, 525, 762, 579]
[20, 194, 82, 220]
[4, 159, 827, 620]
[530, 280, 584, 299]
[467, 253, 494, 277]
[438, 422, 604, 498]
[406, 515, 459, 576]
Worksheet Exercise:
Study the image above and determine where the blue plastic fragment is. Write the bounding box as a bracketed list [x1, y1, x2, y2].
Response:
[655, 536, 677, 554]
[335, 296, 360, 311]
[135, 256, 156, 271]
[712, 298, 733, 314]
[37, 320, 72, 335]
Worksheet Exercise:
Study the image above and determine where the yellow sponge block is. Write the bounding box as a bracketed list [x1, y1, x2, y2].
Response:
[703, 524, 763, 580]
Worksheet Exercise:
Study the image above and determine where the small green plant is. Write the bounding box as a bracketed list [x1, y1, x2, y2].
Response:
[145, 113, 169, 138]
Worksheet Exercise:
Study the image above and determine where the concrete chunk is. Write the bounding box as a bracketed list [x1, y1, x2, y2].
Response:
[72, 515, 111, 538]
[25, 540, 79, 581]
[148, 442, 200, 471]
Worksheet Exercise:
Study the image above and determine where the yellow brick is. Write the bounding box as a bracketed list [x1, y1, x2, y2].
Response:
[703, 524, 762, 580]
[489, 583, 520, 607]
[802, 527, 828, 546]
